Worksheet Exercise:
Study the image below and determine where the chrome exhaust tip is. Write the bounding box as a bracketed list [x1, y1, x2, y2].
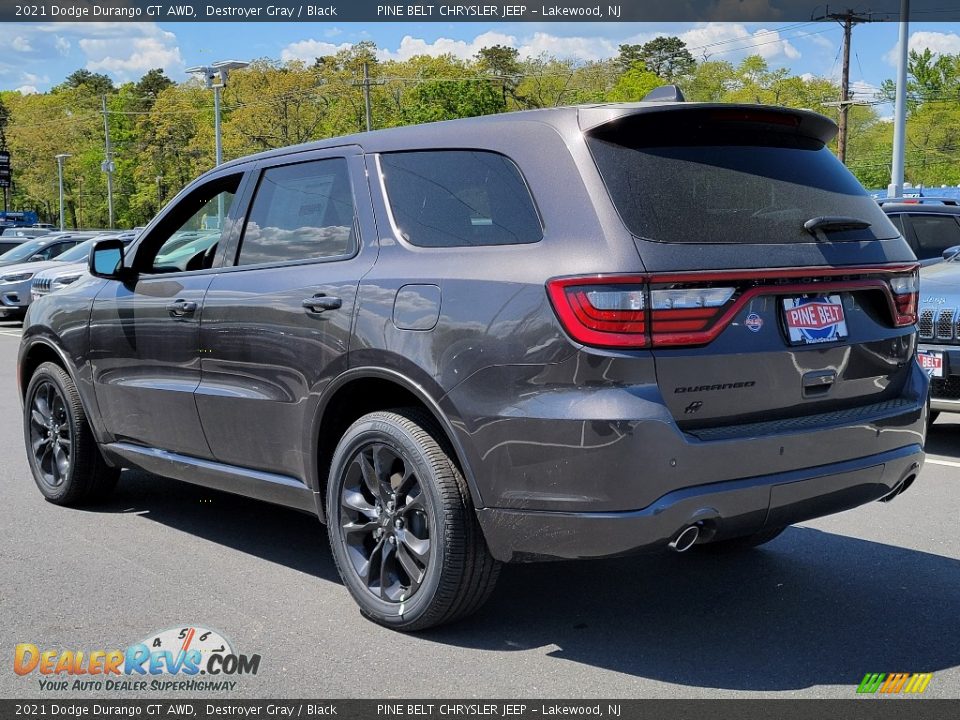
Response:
[669, 525, 700, 553]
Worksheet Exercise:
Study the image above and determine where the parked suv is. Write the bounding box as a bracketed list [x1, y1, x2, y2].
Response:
[878, 197, 960, 265]
[19, 95, 927, 630]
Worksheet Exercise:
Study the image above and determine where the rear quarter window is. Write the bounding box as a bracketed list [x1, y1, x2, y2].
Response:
[380, 150, 542, 248]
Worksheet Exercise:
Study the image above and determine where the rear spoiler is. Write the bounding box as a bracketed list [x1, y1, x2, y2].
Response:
[578, 103, 838, 145]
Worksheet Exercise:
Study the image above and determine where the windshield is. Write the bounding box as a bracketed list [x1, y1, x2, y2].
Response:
[0, 237, 51, 262]
[56, 238, 99, 263]
[587, 112, 898, 244]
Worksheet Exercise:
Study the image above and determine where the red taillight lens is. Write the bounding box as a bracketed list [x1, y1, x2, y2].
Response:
[547, 279, 649, 348]
[889, 271, 919, 327]
[546, 279, 735, 348]
[548, 266, 919, 349]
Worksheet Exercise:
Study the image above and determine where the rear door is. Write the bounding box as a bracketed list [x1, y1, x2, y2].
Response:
[195, 147, 378, 480]
[584, 106, 919, 429]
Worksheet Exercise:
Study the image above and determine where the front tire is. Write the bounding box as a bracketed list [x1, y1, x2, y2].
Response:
[326, 408, 500, 631]
[23, 362, 119, 505]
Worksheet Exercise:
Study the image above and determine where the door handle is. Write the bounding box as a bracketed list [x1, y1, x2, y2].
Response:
[302, 295, 342, 313]
[166, 300, 198, 317]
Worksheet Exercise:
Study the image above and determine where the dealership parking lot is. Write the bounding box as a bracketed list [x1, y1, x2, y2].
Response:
[0, 320, 957, 699]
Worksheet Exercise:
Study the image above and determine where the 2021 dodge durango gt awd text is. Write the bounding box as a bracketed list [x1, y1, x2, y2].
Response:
[19, 97, 928, 630]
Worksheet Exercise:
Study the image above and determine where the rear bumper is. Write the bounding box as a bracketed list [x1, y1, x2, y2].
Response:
[478, 444, 923, 562]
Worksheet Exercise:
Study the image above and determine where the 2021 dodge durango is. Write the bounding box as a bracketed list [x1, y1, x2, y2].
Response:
[19, 95, 928, 630]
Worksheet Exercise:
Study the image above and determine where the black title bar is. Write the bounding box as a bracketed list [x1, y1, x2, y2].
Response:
[5, 0, 960, 22]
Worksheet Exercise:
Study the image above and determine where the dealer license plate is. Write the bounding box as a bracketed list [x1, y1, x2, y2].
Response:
[782, 295, 848, 345]
[918, 351, 944, 378]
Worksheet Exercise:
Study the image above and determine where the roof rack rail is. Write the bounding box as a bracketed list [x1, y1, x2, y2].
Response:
[877, 197, 959, 206]
[642, 85, 685, 103]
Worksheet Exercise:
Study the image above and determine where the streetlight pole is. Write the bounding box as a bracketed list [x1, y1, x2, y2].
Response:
[186, 60, 248, 227]
[55, 153, 70, 231]
[186, 60, 249, 168]
[889, 0, 910, 198]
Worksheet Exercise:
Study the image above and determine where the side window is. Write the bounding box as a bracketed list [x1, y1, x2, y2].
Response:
[380, 150, 542, 248]
[887, 214, 904, 235]
[236, 158, 355, 267]
[38, 242, 75, 260]
[137, 174, 241, 274]
[910, 214, 960, 253]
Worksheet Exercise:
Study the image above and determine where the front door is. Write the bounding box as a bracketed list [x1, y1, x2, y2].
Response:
[89, 170, 249, 456]
[195, 149, 377, 481]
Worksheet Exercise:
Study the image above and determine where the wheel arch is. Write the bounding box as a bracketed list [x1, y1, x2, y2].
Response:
[308, 366, 481, 523]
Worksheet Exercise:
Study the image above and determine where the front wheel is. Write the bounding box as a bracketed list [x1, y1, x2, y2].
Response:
[325, 409, 500, 631]
[23, 362, 119, 505]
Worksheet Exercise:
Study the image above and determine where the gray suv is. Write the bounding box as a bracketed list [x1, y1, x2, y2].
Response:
[19, 95, 928, 630]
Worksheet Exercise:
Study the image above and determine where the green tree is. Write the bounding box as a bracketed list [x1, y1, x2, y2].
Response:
[617, 37, 695, 81]
[58, 69, 115, 95]
[606, 67, 662, 102]
[135, 69, 174, 103]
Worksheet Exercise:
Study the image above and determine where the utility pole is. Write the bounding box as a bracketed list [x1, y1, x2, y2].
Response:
[363, 62, 373, 132]
[818, 9, 872, 164]
[101, 95, 115, 229]
[55, 154, 70, 232]
[353, 62, 383, 132]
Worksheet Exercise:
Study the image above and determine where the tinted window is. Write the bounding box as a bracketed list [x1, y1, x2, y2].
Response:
[38, 241, 77, 260]
[380, 150, 542, 248]
[587, 111, 897, 244]
[909, 214, 960, 252]
[139, 173, 241, 274]
[887, 214, 905, 234]
[237, 158, 355, 266]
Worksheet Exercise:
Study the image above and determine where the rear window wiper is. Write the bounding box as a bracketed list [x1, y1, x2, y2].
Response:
[803, 216, 872, 236]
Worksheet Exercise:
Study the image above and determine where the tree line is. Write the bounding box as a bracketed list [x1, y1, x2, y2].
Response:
[0, 38, 956, 229]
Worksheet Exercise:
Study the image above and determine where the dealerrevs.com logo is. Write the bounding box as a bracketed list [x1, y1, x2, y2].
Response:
[14, 626, 261, 692]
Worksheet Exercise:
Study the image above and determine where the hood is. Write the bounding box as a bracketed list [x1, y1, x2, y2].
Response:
[34, 261, 87, 280]
[920, 261, 960, 297]
[0, 259, 65, 277]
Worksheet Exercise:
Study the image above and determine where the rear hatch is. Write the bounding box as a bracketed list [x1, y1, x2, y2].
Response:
[559, 104, 920, 429]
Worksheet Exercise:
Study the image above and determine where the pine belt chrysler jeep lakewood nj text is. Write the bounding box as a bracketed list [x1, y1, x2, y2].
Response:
[19, 91, 928, 630]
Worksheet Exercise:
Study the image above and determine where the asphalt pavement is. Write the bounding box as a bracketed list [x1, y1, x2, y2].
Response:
[1, 319, 957, 699]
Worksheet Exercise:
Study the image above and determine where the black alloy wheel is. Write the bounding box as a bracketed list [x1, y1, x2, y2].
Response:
[28, 379, 72, 488]
[326, 408, 500, 631]
[23, 362, 119, 505]
[340, 441, 432, 603]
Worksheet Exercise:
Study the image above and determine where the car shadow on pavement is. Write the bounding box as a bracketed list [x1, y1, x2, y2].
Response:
[925, 421, 960, 458]
[424, 526, 960, 692]
[86, 470, 959, 693]
[83, 469, 340, 583]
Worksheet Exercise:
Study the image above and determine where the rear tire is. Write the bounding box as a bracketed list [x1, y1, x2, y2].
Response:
[23, 362, 119, 506]
[927, 410, 940, 429]
[325, 408, 500, 631]
[698, 525, 787, 552]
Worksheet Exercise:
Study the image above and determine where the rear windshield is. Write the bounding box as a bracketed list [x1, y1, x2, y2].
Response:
[587, 111, 898, 244]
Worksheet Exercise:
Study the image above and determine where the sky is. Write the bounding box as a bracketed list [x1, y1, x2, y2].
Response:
[3, 20, 960, 107]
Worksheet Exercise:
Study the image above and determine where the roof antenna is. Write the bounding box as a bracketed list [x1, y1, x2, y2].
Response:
[642, 85, 685, 103]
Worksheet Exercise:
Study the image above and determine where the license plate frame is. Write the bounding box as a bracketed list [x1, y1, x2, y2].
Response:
[782, 294, 848, 346]
[918, 350, 945, 378]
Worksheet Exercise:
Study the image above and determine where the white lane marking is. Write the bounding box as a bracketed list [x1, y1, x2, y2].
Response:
[926, 457, 960, 468]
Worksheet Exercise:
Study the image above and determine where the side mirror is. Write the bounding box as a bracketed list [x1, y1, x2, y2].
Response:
[89, 239, 129, 280]
[942, 245, 960, 261]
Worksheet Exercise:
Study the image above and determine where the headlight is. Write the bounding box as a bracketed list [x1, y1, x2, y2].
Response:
[1, 272, 33, 283]
[51, 275, 82, 290]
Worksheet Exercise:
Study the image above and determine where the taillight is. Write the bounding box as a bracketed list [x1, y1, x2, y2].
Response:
[547, 265, 920, 349]
[889, 270, 919, 327]
[547, 279, 649, 347]
[546, 278, 736, 348]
